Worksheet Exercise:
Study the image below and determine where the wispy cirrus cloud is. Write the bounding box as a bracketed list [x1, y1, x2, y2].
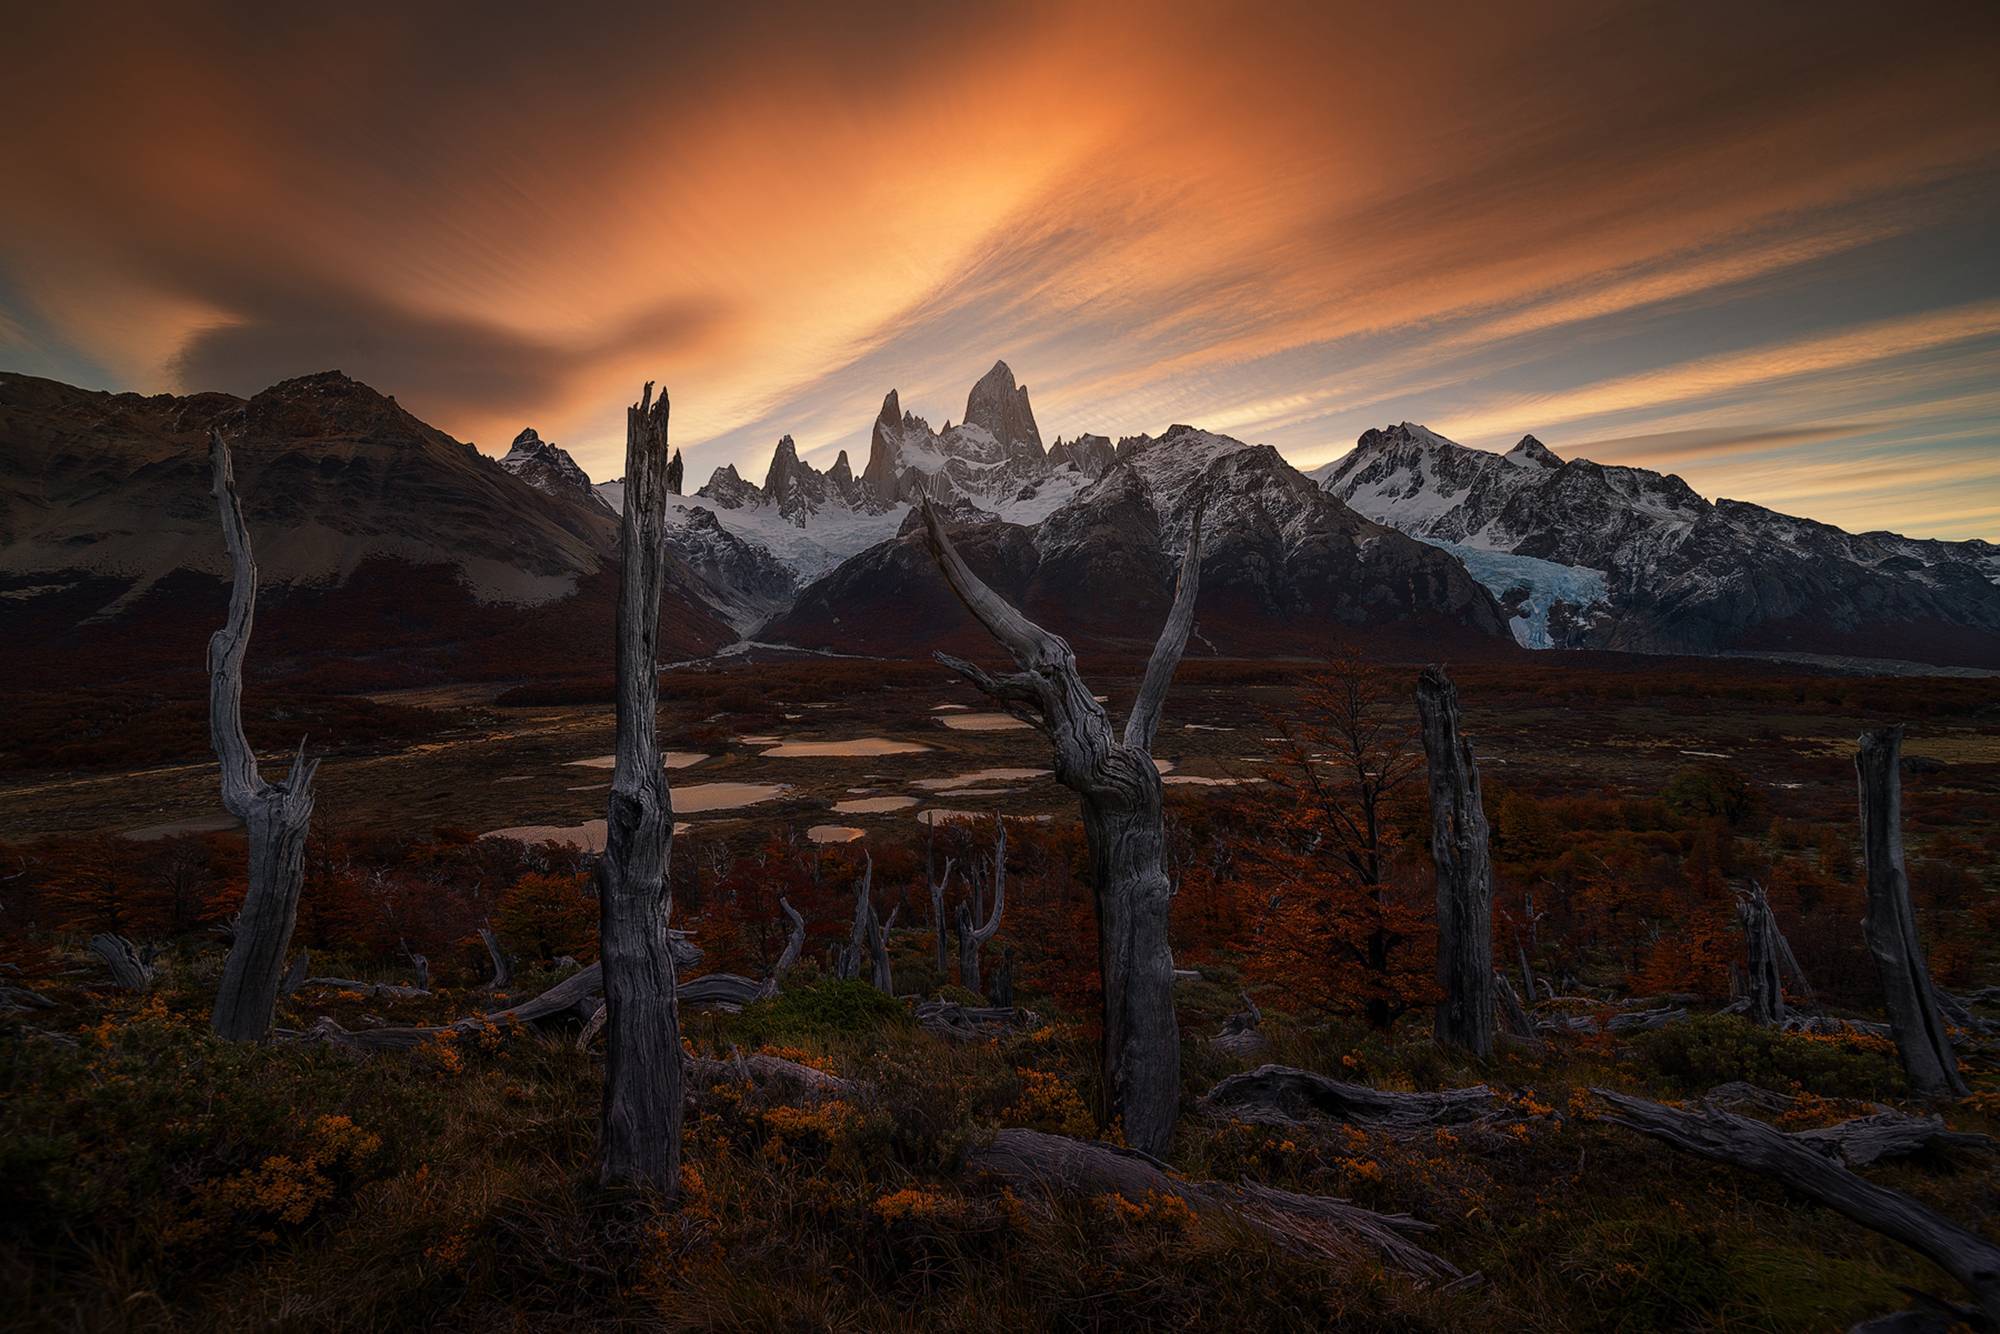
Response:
[0, 0, 1996, 538]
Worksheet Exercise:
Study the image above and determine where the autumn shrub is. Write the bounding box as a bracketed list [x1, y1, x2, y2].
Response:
[731, 978, 910, 1047]
[1635, 1013, 1903, 1099]
[495, 870, 597, 962]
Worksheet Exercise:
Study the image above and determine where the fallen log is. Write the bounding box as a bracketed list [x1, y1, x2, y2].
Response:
[1596, 1088, 2000, 1323]
[1202, 1064, 1499, 1133]
[968, 1128, 1469, 1285]
[1795, 1112, 1995, 1170]
[300, 977, 430, 1000]
[1210, 990, 1271, 1061]
[915, 999, 1040, 1042]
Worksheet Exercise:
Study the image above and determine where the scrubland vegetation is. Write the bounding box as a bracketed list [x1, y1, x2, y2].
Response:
[4, 646, 1997, 1330]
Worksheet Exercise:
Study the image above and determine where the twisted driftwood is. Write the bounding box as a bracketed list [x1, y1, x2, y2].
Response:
[968, 1128, 1469, 1285]
[300, 977, 429, 999]
[918, 490, 1206, 1157]
[957, 817, 1006, 995]
[1856, 728, 1966, 1097]
[1596, 1088, 1999, 1323]
[1202, 1064, 1499, 1133]
[1416, 666, 1494, 1058]
[89, 934, 155, 992]
[206, 430, 319, 1042]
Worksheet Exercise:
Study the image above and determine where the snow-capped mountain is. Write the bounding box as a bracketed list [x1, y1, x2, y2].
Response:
[762, 419, 1509, 656]
[1318, 423, 2000, 665]
[498, 427, 611, 511]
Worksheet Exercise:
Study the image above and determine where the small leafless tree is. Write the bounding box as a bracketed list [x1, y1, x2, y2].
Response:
[596, 383, 685, 1193]
[957, 818, 1007, 995]
[206, 429, 319, 1042]
[925, 821, 956, 978]
[917, 491, 1205, 1158]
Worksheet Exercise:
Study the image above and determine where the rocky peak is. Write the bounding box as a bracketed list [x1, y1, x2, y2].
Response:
[498, 425, 599, 504]
[962, 359, 1043, 457]
[698, 463, 763, 511]
[763, 434, 815, 496]
[1049, 433, 1116, 480]
[1506, 434, 1561, 468]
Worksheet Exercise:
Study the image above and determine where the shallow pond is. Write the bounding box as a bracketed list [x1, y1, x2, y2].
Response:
[568, 751, 710, 770]
[807, 825, 865, 844]
[760, 737, 932, 758]
[936, 712, 1031, 731]
[913, 767, 1049, 791]
[832, 794, 919, 814]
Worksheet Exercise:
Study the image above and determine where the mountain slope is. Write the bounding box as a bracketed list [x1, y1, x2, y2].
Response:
[1318, 422, 2000, 665]
[0, 370, 734, 686]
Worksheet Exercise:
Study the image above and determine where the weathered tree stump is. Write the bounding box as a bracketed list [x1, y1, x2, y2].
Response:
[1415, 666, 1495, 1058]
[918, 491, 1207, 1158]
[479, 927, 512, 991]
[89, 934, 155, 992]
[1856, 727, 1967, 1098]
[595, 382, 684, 1193]
[206, 430, 318, 1042]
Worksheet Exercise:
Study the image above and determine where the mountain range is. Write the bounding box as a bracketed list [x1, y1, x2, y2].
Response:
[5, 361, 1998, 687]
[1316, 423, 2000, 664]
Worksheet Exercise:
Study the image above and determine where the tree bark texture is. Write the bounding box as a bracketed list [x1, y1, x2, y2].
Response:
[1415, 666, 1494, 1058]
[596, 383, 684, 1193]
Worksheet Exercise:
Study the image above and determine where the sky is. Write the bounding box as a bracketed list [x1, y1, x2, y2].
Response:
[3, 0, 1998, 539]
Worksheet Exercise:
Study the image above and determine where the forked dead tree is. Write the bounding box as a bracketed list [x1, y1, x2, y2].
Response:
[1856, 727, 1967, 1098]
[596, 382, 684, 1193]
[918, 492, 1205, 1157]
[925, 823, 956, 977]
[207, 430, 320, 1042]
[1415, 666, 1494, 1058]
[956, 817, 1006, 995]
[837, 855, 895, 993]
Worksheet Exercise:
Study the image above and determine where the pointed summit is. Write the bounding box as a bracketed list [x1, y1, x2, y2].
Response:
[863, 389, 907, 502]
[1506, 434, 1561, 468]
[963, 359, 1042, 457]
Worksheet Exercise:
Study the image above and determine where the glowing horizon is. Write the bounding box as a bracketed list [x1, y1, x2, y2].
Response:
[2, 1, 1996, 539]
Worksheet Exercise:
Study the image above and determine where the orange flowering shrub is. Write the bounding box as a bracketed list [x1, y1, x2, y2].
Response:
[1003, 1067, 1095, 1137]
[168, 1115, 383, 1250]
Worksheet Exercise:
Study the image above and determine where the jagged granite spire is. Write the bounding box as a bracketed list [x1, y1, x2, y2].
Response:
[963, 359, 1043, 457]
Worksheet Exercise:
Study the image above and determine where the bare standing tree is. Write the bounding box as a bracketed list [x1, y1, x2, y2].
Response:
[1415, 666, 1494, 1058]
[957, 817, 1007, 994]
[918, 492, 1205, 1157]
[1265, 645, 1426, 1029]
[207, 430, 320, 1042]
[596, 382, 685, 1192]
[925, 821, 956, 978]
[1856, 727, 1967, 1098]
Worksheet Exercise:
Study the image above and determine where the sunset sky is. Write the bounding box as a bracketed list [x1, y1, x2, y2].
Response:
[3, 1, 1997, 538]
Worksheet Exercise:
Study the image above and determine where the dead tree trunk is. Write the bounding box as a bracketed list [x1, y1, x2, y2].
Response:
[1856, 728, 1967, 1098]
[1738, 881, 1786, 1026]
[1415, 666, 1494, 1058]
[1597, 1089, 1999, 1322]
[919, 492, 1206, 1158]
[956, 818, 1006, 995]
[760, 896, 807, 998]
[596, 382, 684, 1194]
[90, 934, 155, 992]
[479, 926, 513, 991]
[206, 430, 319, 1043]
[925, 823, 955, 978]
